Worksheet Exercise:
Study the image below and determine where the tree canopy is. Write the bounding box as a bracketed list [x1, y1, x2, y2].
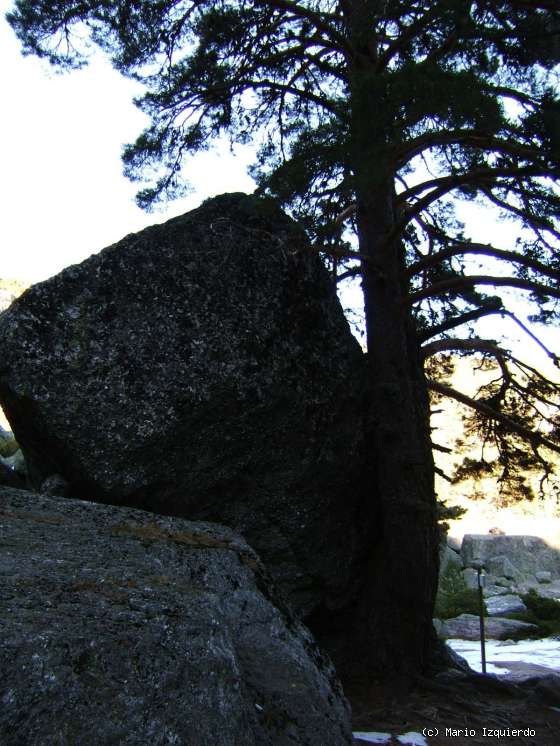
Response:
[8, 0, 560, 679]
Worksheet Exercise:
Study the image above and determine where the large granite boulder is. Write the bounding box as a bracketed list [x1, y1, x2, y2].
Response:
[0, 487, 352, 745]
[462, 534, 560, 581]
[0, 193, 372, 618]
[440, 543, 462, 575]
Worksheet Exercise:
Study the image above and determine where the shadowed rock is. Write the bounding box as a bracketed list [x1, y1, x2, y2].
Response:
[0, 487, 352, 745]
[437, 614, 538, 640]
[0, 193, 373, 620]
[0, 461, 24, 489]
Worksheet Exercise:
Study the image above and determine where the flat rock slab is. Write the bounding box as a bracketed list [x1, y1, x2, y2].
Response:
[492, 661, 560, 682]
[439, 614, 538, 640]
[485, 593, 527, 617]
[0, 487, 352, 745]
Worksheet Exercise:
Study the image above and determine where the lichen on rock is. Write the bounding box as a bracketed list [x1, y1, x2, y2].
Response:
[0, 192, 373, 623]
[0, 487, 352, 745]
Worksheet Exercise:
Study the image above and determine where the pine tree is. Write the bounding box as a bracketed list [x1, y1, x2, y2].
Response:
[8, 0, 560, 681]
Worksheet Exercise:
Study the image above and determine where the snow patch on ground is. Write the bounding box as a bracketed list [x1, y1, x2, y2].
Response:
[448, 637, 560, 675]
[397, 733, 429, 746]
[353, 731, 428, 745]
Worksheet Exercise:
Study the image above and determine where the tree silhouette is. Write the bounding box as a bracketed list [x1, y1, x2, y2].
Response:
[8, 0, 560, 680]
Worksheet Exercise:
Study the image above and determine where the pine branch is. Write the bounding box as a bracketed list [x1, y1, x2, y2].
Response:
[481, 188, 560, 243]
[421, 338, 505, 361]
[406, 242, 560, 283]
[335, 203, 356, 226]
[391, 165, 557, 239]
[417, 302, 504, 343]
[395, 130, 547, 171]
[480, 83, 538, 108]
[434, 465, 453, 483]
[397, 165, 555, 208]
[336, 266, 362, 282]
[503, 312, 560, 367]
[432, 441, 453, 454]
[246, 79, 340, 116]
[407, 275, 560, 306]
[256, 0, 351, 55]
[376, 6, 441, 70]
[428, 380, 560, 455]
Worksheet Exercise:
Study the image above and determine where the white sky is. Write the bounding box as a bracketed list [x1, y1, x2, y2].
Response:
[0, 2, 558, 370]
[0, 2, 256, 283]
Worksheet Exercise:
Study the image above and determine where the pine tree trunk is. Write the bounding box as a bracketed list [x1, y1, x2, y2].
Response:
[352, 184, 440, 681]
[341, 22, 441, 678]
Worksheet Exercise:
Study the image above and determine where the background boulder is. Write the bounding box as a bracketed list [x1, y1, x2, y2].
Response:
[437, 614, 538, 641]
[461, 534, 560, 581]
[0, 487, 352, 745]
[0, 193, 373, 620]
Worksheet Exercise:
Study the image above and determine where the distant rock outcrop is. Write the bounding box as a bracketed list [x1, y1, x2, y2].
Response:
[462, 534, 560, 581]
[0, 193, 373, 620]
[0, 487, 352, 746]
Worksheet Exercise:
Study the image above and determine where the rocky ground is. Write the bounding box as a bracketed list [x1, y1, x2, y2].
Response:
[348, 671, 560, 745]
[348, 636, 560, 745]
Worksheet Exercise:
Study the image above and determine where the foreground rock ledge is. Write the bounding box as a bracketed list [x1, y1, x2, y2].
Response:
[0, 488, 352, 745]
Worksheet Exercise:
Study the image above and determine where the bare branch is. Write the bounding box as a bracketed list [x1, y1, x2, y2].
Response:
[432, 441, 453, 454]
[434, 465, 453, 482]
[335, 203, 356, 226]
[336, 266, 362, 282]
[502, 311, 560, 368]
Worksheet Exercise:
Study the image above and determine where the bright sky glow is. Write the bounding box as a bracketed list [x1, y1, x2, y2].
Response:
[0, 2, 255, 283]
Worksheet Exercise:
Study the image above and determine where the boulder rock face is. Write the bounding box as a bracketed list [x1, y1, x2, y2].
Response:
[485, 593, 527, 617]
[0, 193, 372, 618]
[0, 487, 352, 745]
[461, 534, 560, 581]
